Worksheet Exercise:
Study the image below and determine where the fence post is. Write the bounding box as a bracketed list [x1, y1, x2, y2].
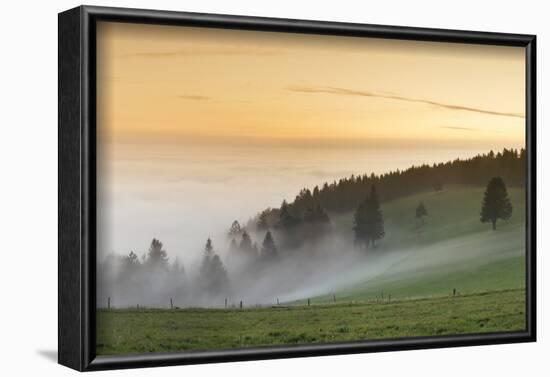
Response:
[307, 298, 310, 306]
[170, 298, 174, 309]
[225, 298, 228, 308]
[240, 300, 243, 310]
[333, 294, 336, 303]
[108, 297, 110, 310]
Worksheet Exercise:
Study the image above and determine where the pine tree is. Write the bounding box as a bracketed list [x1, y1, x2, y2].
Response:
[480, 177, 513, 230]
[416, 202, 428, 221]
[277, 200, 300, 230]
[200, 238, 229, 295]
[256, 210, 270, 231]
[367, 185, 385, 246]
[125, 251, 139, 265]
[353, 185, 385, 249]
[204, 238, 214, 257]
[239, 230, 256, 257]
[228, 220, 242, 238]
[146, 238, 168, 268]
[260, 230, 277, 259]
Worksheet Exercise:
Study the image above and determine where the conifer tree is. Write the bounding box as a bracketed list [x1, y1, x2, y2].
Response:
[480, 177, 513, 230]
[200, 238, 229, 295]
[228, 220, 242, 238]
[260, 230, 277, 259]
[353, 185, 385, 249]
[416, 202, 428, 223]
[146, 238, 169, 268]
[239, 230, 256, 257]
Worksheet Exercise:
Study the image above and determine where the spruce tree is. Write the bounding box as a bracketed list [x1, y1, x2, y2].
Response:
[416, 202, 428, 222]
[480, 177, 513, 230]
[146, 238, 168, 268]
[353, 185, 385, 249]
[200, 238, 229, 295]
[228, 220, 242, 238]
[260, 230, 277, 259]
[277, 201, 300, 230]
[239, 230, 256, 257]
[256, 210, 269, 231]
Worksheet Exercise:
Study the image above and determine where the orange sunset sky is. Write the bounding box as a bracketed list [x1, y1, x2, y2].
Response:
[97, 21, 525, 150]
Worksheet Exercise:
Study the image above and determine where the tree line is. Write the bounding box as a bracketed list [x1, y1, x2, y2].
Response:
[250, 148, 524, 230]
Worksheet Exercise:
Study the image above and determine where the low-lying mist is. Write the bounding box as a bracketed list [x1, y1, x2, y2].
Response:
[97, 229, 409, 309]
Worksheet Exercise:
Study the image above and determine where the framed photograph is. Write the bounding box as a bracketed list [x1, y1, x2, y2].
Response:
[58, 5, 536, 371]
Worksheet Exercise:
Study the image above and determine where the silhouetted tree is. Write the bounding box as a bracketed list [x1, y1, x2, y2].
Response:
[227, 220, 242, 238]
[124, 251, 140, 266]
[260, 230, 277, 259]
[415, 202, 428, 233]
[276, 201, 300, 231]
[204, 237, 214, 257]
[480, 177, 513, 230]
[256, 210, 270, 231]
[146, 238, 168, 268]
[416, 202, 428, 221]
[239, 230, 256, 257]
[200, 238, 229, 295]
[353, 185, 385, 249]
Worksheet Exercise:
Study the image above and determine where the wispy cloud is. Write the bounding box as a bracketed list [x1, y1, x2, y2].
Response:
[286, 85, 525, 119]
[177, 95, 211, 101]
[124, 47, 281, 59]
[439, 126, 477, 131]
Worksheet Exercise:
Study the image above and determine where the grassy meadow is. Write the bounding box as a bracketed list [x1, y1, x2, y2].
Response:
[97, 185, 526, 355]
[97, 289, 525, 355]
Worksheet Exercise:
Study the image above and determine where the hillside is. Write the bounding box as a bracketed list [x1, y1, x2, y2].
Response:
[307, 185, 526, 302]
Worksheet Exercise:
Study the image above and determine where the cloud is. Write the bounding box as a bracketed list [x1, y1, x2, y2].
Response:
[286, 85, 525, 119]
[439, 126, 477, 131]
[177, 95, 211, 101]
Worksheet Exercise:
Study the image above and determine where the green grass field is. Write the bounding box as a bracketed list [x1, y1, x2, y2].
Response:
[97, 185, 527, 355]
[97, 289, 525, 355]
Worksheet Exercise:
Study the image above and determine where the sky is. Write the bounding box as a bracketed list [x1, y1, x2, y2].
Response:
[96, 21, 526, 263]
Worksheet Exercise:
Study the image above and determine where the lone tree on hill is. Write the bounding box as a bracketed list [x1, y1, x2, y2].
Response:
[260, 230, 277, 259]
[353, 185, 385, 249]
[480, 176, 513, 230]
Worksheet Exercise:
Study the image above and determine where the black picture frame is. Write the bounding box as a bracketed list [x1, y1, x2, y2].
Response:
[58, 5, 537, 372]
